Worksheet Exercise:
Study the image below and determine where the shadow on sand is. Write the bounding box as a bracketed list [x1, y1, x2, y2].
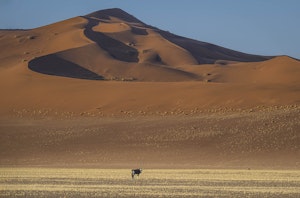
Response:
[28, 54, 104, 80]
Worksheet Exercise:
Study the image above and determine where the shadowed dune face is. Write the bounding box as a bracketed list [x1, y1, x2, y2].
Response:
[83, 17, 139, 62]
[131, 26, 148, 35]
[158, 31, 272, 64]
[28, 54, 104, 80]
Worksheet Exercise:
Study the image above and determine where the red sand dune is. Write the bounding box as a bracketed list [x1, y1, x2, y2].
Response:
[0, 8, 299, 168]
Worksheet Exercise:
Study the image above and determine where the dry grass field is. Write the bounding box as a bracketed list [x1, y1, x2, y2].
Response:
[1, 168, 300, 197]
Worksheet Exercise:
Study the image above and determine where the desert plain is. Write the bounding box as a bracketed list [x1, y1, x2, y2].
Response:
[0, 8, 300, 197]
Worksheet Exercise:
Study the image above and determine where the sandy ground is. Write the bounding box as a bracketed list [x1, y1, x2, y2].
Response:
[0, 8, 299, 169]
[1, 106, 299, 169]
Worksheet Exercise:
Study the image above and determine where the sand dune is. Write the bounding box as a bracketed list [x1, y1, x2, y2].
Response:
[1, 8, 280, 82]
[0, 8, 299, 168]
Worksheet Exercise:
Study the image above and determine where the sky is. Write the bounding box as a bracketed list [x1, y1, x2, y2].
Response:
[0, 0, 299, 59]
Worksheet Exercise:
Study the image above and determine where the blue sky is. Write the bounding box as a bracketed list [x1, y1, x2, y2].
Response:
[0, 0, 299, 59]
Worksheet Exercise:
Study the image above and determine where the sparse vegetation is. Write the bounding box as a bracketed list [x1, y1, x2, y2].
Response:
[27, 35, 36, 40]
[0, 168, 299, 198]
[108, 76, 136, 81]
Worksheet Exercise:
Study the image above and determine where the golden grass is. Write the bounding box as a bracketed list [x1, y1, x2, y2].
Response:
[1, 168, 300, 197]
